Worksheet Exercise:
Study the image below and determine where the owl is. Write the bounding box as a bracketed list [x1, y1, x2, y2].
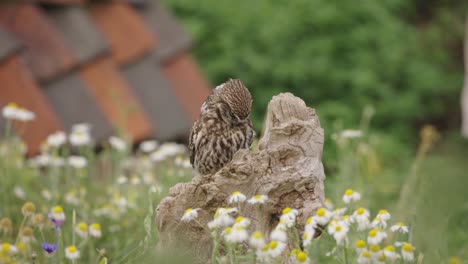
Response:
[189, 79, 255, 175]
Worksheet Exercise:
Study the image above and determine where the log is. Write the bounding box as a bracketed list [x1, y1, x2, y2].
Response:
[462, 14, 468, 138]
[155, 93, 326, 262]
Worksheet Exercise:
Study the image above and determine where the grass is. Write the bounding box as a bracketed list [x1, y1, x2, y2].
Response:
[0, 118, 466, 263]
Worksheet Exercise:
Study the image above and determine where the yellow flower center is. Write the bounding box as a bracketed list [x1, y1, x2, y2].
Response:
[345, 189, 353, 196]
[378, 209, 388, 215]
[282, 207, 292, 214]
[17, 242, 27, 252]
[357, 208, 365, 215]
[33, 214, 45, 224]
[296, 251, 307, 262]
[343, 215, 349, 220]
[252, 231, 263, 239]
[261, 245, 269, 252]
[396, 222, 405, 227]
[91, 223, 101, 230]
[0, 218, 12, 229]
[1, 243, 10, 253]
[52, 206, 63, 214]
[21, 226, 33, 237]
[235, 216, 244, 223]
[335, 225, 342, 232]
[384, 245, 395, 252]
[22, 202, 36, 215]
[402, 243, 413, 252]
[224, 227, 232, 234]
[362, 251, 371, 258]
[449, 257, 461, 264]
[317, 208, 326, 217]
[370, 244, 380, 252]
[290, 249, 299, 255]
[254, 195, 261, 200]
[77, 222, 88, 232]
[378, 253, 386, 261]
[356, 240, 366, 248]
[232, 191, 241, 196]
[369, 229, 378, 237]
[7, 102, 18, 109]
[303, 233, 308, 239]
[68, 246, 77, 253]
[269, 241, 278, 249]
[184, 208, 192, 214]
[306, 217, 313, 225]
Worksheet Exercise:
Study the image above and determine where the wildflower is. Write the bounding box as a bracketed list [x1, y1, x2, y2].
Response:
[256, 245, 271, 262]
[302, 228, 315, 247]
[233, 216, 251, 228]
[139, 140, 158, 153]
[228, 191, 246, 204]
[64, 191, 80, 205]
[223, 226, 248, 243]
[376, 209, 391, 221]
[355, 240, 366, 254]
[367, 228, 387, 245]
[383, 245, 400, 261]
[280, 207, 299, 228]
[20, 226, 35, 243]
[249, 231, 265, 249]
[401, 242, 415, 262]
[376, 252, 387, 264]
[343, 189, 361, 204]
[325, 198, 334, 210]
[130, 175, 141, 185]
[357, 250, 372, 264]
[449, 257, 461, 264]
[89, 223, 102, 238]
[65, 245, 80, 260]
[21, 201, 36, 217]
[41, 242, 58, 254]
[247, 194, 268, 204]
[109, 136, 127, 152]
[270, 225, 288, 243]
[47, 131, 66, 147]
[71, 123, 91, 133]
[16, 242, 27, 254]
[390, 222, 409, 233]
[75, 222, 88, 239]
[68, 156, 87, 169]
[14, 186, 26, 200]
[50, 156, 65, 167]
[328, 220, 349, 245]
[369, 244, 382, 258]
[32, 213, 46, 228]
[340, 129, 363, 139]
[268, 240, 286, 258]
[41, 189, 53, 201]
[290, 249, 310, 264]
[2, 103, 35, 122]
[371, 217, 387, 229]
[314, 207, 332, 226]
[69, 129, 91, 146]
[305, 216, 317, 233]
[116, 176, 128, 184]
[0, 243, 18, 255]
[49, 206, 66, 226]
[0, 218, 13, 234]
[353, 207, 370, 231]
[208, 208, 236, 229]
[181, 208, 200, 222]
[342, 214, 354, 226]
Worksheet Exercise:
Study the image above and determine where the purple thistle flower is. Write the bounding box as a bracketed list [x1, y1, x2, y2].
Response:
[42, 242, 58, 254]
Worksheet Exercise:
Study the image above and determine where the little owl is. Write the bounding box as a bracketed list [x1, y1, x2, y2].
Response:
[189, 79, 255, 175]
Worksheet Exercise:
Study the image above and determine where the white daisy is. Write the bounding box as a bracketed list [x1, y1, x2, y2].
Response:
[75, 222, 88, 239]
[343, 189, 361, 204]
[249, 231, 265, 249]
[290, 249, 311, 264]
[47, 131, 66, 147]
[314, 207, 332, 226]
[280, 207, 299, 228]
[390, 222, 409, 233]
[228, 191, 246, 204]
[223, 226, 248, 243]
[181, 208, 200, 222]
[355, 240, 367, 254]
[376, 209, 391, 221]
[328, 220, 349, 246]
[357, 250, 372, 264]
[65, 245, 80, 260]
[68, 156, 87, 169]
[367, 228, 387, 245]
[208, 208, 236, 229]
[139, 140, 159, 153]
[369, 244, 382, 258]
[109, 136, 127, 152]
[401, 242, 415, 262]
[383, 245, 400, 261]
[247, 194, 268, 205]
[268, 240, 286, 258]
[270, 226, 288, 243]
[333, 207, 348, 220]
[325, 198, 334, 210]
[69, 130, 91, 146]
[233, 216, 250, 228]
[353, 208, 370, 231]
[0, 242, 18, 255]
[371, 217, 387, 229]
[89, 223, 102, 238]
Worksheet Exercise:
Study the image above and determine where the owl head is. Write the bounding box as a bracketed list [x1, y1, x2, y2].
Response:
[214, 79, 252, 121]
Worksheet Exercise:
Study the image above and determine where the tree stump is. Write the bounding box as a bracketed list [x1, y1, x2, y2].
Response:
[155, 93, 326, 261]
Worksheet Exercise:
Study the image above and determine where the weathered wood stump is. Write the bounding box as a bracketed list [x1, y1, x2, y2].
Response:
[155, 93, 326, 261]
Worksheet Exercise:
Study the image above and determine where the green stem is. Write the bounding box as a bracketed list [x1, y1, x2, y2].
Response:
[14, 215, 28, 245]
[343, 246, 349, 264]
[211, 231, 219, 264]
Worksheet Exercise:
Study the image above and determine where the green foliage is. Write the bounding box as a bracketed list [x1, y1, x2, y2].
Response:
[164, 0, 465, 164]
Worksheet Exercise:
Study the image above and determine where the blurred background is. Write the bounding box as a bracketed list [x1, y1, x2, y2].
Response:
[1, 0, 468, 263]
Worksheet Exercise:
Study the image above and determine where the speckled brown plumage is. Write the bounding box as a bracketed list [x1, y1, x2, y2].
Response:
[189, 79, 255, 175]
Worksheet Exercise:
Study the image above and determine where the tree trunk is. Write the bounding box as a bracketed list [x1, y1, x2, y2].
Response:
[462, 14, 468, 138]
[155, 93, 326, 262]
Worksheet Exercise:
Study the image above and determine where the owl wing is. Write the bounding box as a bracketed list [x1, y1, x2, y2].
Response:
[188, 119, 201, 166]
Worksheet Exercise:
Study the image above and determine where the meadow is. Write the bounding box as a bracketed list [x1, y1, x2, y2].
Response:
[0, 103, 466, 264]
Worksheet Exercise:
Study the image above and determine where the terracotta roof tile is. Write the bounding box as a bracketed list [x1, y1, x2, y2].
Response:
[0, 55, 63, 153]
[90, 2, 155, 65]
[122, 57, 191, 140]
[79, 57, 154, 141]
[162, 53, 211, 122]
[0, 4, 76, 81]
[45, 6, 108, 64]
[137, 0, 191, 62]
[43, 73, 113, 141]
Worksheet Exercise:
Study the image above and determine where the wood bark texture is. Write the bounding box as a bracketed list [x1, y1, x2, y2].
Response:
[462, 14, 468, 138]
[155, 93, 326, 261]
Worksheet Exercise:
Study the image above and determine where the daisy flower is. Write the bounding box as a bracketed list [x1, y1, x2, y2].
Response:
[139, 140, 159, 153]
[69, 129, 91, 146]
[181, 208, 200, 223]
[233, 216, 250, 228]
[65, 245, 80, 260]
[401, 242, 415, 262]
[376, 209, 391, 221]
[290, 249, 310, 264]
[21, 202, 36, 217]
[357, 250, 372, 264]
[20, 226, 35, 243]
[328, 220, 349, 246]
[305, 216, 317, 233]
[371, 217, 387, 229]
[343, 189, 361, 204]
[0, 218, 13, 234]
[0, 243, 18, 255]
[249, 231, 265, 249]
[390, 222, 409, 233]
[353, 208, 370, 231]
[376, 252, 387, 264]
[75, 222, 88, 239]
[89, 223, 102, 238]
[383, 245, 400, 261]
[302, 228, 315, 247]
[314, 207, 332, 226]
[68, 156, 87, 169]
[109, 136, 127, 152]
[268, 240, 286, 258]
[228, 191, 246, 204]
[355, 240, 367, 254]
[223, 226, 248, 243]
[280, 207, 299, 228]
[367, 228, 387, 245]
[325, 198, 334, 210]
[270, 225, 288, 243]
[207, 208, 236, 229]
[47, 131, 66, 147]
[332, 207, 347, 220]
[49, 206, 66, 227]
[247, 194, 268, 204]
